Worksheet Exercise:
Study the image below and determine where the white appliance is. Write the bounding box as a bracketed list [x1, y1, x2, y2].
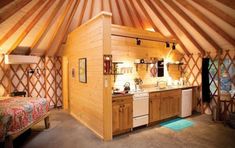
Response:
[133, 92, 149, 128]
[180, 89, 192, 117]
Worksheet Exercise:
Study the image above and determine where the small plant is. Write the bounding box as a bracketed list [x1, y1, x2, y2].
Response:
[134, 78, 143, 85]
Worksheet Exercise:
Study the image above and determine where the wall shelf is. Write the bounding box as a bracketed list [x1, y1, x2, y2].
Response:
[112, 62, 123, 82]
[134, 63, 153, 71]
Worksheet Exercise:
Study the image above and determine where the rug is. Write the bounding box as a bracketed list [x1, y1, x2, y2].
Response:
[160, 118, 194, 131]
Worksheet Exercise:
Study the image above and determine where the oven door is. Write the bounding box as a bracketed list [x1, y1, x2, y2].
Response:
[133, 97, 149, 117]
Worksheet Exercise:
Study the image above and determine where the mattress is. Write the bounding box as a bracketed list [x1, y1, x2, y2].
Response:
[0, 97, 49, 141]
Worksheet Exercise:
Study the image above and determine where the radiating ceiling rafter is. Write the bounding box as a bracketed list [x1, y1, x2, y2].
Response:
[0, 0, 32, 24]
[145, 0, 190, 55]
[192, 0, 235, 28]
[7, 0, 55, 54]
[167, 0, 222, 53]
[177, 0, 235, 47]
[216, 0, 235, 10]
[29, 0, 65, 55]
[129, 0, 145, 29]
[115, 0, 124, 26]
[122, 0, 135, 27]
[158, 0, 205, 55]
[108, 0, 114, 24]
[44, 0, 75, 56]
[77, 0, 88, 27]
[0, 0, 46, 47]
[53, 0, 81, 56]
[89, 0, 94, 20]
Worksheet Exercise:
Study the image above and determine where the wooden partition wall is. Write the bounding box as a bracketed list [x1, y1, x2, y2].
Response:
[63, 12, 112, 140]
[181, 50, 235, 115]
[0, 55, 62, 108]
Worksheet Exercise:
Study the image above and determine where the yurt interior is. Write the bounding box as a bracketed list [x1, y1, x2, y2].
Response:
[0, 0, 235, 148]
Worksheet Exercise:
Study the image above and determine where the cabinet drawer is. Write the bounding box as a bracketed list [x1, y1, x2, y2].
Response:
[149, 92, 160, 98]
[133, 115, 148, 128]
[161, 90, 181, 98]
[112, 96, 133, 105]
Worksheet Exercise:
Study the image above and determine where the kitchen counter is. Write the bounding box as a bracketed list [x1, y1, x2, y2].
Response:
[112, 85, 197, 98]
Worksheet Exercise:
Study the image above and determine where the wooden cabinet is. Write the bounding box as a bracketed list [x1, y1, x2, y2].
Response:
[112, 95, 133, 135]
[160, 90, 181, 120]
[149, 92, 161, 123]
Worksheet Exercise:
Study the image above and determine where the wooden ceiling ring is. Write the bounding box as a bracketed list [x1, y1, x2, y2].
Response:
[29, 0, 65, 55]
[77, 0, 88, 26]
[145, 0, 190, 55]
[167, 0, 223, 53]
[0, 0, 46, 46]
[7, 0, 55, 55]
[44, 0, 75, 56]
[192, 0, 235, 28]
[177, 0, 235, 47]
[115, 0, 124, 26]
[0, 0, 32, 24]
[159, 1, 205, 55]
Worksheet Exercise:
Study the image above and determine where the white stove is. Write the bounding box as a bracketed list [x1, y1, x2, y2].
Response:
[133, 92, 149, 128]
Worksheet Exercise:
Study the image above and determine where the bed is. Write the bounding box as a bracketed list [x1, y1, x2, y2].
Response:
[0, 97, 50, 148]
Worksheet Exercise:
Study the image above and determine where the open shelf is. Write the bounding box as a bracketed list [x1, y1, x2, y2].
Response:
[134, 62, 154, 71]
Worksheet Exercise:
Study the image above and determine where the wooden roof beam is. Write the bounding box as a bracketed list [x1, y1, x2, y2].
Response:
[7, 0, 55, 55]
[89, 0, 94, 20]
[53, 0, 81, 56]
[192, 0, 235, 28]
[44, 0, 75, 56]
[0, 0, 32, 24]
[115, 0, 124, 26]
[0, 0, 46, 46]
[177, 0, 235, 47]
[216, 0, 235, 10]
[156, 1, 205, 55]
[29, 0, 65, 55]
[77, 0, 88, 26]
[108, 0, 114, 24]
[101, 0, 103, 11]
[122, 0, 136, 28]
[167, 0, 222, 53]
[145, 0, 190, 55]
[129, 0, 145, 29]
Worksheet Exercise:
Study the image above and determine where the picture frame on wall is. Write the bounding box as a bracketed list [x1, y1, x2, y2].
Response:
[79, 58, 87, 83]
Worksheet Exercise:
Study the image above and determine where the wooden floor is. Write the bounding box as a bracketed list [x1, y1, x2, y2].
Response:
[12, 110, 235, 148]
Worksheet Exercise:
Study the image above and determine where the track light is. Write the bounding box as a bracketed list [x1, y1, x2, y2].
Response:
[166, 42, 170, 48]
[172, 43, 176, 50]
[136, 38, 141, 45]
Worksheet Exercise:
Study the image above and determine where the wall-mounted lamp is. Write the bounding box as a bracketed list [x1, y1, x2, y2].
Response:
[172, 43, 176, 50]
[166, 42, 170, 48]
[136, 38, 141, 45]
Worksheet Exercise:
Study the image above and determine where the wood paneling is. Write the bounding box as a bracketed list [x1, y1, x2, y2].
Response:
[111, 25, 182, 89]
[63, 12, 112, 140]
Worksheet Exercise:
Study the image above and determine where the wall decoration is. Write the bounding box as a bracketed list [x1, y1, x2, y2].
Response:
[103, 54, 112, 75]
[79, 58, 87, 83]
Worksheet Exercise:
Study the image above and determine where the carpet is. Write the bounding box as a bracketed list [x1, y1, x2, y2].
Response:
[160, 118, 194, 132]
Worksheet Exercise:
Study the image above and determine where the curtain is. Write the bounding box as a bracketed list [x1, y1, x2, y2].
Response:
[202, 58, 211, 103]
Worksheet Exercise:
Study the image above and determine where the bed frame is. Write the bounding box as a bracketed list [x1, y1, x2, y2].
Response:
[4, 112, 50, 148]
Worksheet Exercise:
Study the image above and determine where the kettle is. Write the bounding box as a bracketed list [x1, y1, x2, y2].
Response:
[123, 82, 130, 92]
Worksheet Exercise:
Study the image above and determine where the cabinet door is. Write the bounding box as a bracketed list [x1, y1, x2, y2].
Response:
[160, 90, 180, 119]
[149, 93, 161, 123]
[112, 104, 121, 134]
[121, 103, 133, 130]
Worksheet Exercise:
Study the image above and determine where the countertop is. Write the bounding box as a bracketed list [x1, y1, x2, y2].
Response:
[112, 85, 198, 98]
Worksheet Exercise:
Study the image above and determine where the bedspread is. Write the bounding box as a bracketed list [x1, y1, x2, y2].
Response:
[0, 97, 49, 141]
